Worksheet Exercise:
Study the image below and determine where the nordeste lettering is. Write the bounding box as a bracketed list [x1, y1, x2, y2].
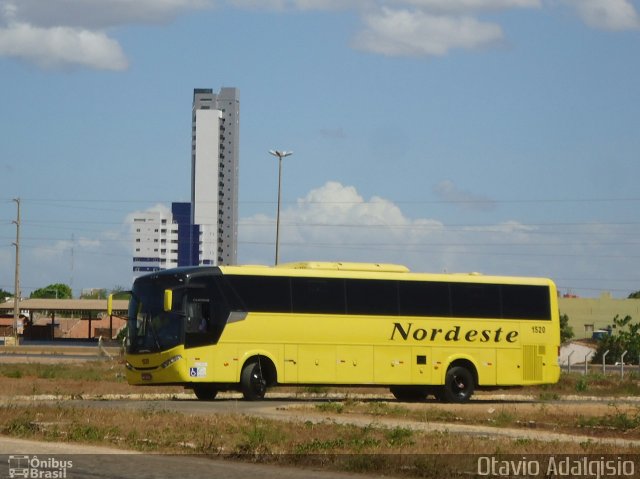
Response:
[390, 322, 519, 343]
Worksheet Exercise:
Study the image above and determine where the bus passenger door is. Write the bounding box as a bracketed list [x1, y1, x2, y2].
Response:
[283, 344, 298, 383]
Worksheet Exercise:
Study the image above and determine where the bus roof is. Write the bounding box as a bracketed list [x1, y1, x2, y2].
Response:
[276, 262, 410, 273]
[136, 263, 554, 288]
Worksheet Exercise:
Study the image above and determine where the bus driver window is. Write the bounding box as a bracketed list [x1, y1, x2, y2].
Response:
[186, 297, 211, 334]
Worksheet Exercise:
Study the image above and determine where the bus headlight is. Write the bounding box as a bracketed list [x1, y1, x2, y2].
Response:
[160, 355, 183, 369]
[125, 362, 134, 371]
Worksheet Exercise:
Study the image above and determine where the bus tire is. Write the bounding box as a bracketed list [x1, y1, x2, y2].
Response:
[193, 384, 218, 401]
[390, 386, 429, 402]
[440, 365, 475, 403]
[240, 360, 267, 401]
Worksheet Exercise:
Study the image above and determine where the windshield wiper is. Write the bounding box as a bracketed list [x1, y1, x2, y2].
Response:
[145, 316, 162, 351]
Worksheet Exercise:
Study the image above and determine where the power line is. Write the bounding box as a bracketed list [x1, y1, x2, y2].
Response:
[8, 217, 640, 229]
[3, 232, 640, 249]
[3, 196, 640, 207]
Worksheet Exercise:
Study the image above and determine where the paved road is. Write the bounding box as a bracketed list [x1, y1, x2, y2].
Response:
[0, 436, 382, 479]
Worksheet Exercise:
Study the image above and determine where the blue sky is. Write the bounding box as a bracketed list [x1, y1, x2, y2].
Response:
[0, 0, 639, 298]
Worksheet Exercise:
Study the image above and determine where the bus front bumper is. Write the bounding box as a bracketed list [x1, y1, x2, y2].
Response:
[125, 352, 189, 385]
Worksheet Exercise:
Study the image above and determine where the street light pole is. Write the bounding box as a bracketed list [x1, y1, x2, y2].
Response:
[12, 198, 21, 344]
[269, 150, 293, 265]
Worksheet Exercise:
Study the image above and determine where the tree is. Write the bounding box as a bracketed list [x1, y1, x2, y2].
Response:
[629, 291, 640, 299]
[30, 283, 72, 299]
[560, 313, 574, 344]
[592, 315, 639, 364]
[110, 286, 131, 300]
[80, 288, 108, 299]
[0, 289, 13, 303]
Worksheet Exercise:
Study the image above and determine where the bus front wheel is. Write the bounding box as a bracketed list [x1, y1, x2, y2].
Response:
[193, 384, 218, 401]
[240, 360, 267, 400]
[438, 365, 475, 403]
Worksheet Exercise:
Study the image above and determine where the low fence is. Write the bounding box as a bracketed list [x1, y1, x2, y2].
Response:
[562, 349, 638, 379]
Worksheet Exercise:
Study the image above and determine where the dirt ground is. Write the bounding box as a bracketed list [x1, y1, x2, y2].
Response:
[2, 355, 640, 448]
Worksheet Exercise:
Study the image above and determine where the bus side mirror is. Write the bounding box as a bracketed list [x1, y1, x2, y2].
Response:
[164, 290, 173, 312]
[107, 294, 113, 315]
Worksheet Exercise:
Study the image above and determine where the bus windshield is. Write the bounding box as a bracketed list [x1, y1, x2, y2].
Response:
[128, 280, 185, 354]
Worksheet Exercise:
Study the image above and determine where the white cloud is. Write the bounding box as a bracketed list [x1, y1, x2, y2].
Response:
[292, 181, 415, 231]
[0, 22, 128, 70]
[241, 181, 514, 274]
[562, 0, 640, 31]
[352, 7, 503, 56]
[242, 182, 443, 259]
[0, 0, 211, 70]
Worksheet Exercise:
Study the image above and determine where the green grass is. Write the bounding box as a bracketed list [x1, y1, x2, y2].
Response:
[553, 372, 640, 396]
[577, 406, 640, 432]
[315, 402, 345, 414]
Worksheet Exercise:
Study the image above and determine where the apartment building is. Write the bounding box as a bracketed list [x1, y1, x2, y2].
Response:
[132, 208, 179, 274]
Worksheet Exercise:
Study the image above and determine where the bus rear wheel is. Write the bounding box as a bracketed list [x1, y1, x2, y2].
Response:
[390, 386, 430, 402]
[240, 360, 267, 400]
[438, 365, 475, 403]
[193, 384, 218, 401]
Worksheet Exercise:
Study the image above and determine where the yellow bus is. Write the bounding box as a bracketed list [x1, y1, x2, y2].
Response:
[115, 262, 560, 403]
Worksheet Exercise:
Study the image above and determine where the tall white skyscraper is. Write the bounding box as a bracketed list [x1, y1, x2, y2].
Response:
[132, 87, 239, 277]
[191, 87, 239, 265]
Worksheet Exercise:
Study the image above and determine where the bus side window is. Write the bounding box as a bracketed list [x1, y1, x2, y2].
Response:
[184, 277, 234, 348]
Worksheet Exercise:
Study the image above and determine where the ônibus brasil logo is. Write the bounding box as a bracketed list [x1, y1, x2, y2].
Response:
[7, 455, 73, 478]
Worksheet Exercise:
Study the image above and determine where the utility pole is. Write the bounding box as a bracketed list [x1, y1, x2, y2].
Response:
[12, 198, 21, 345]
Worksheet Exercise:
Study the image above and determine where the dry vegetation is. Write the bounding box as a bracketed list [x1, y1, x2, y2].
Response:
[0, 360, 183, 397]
[1, 403, 638, 478]
[1, 360, 640, 477]
[309, 398, 640, 440]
